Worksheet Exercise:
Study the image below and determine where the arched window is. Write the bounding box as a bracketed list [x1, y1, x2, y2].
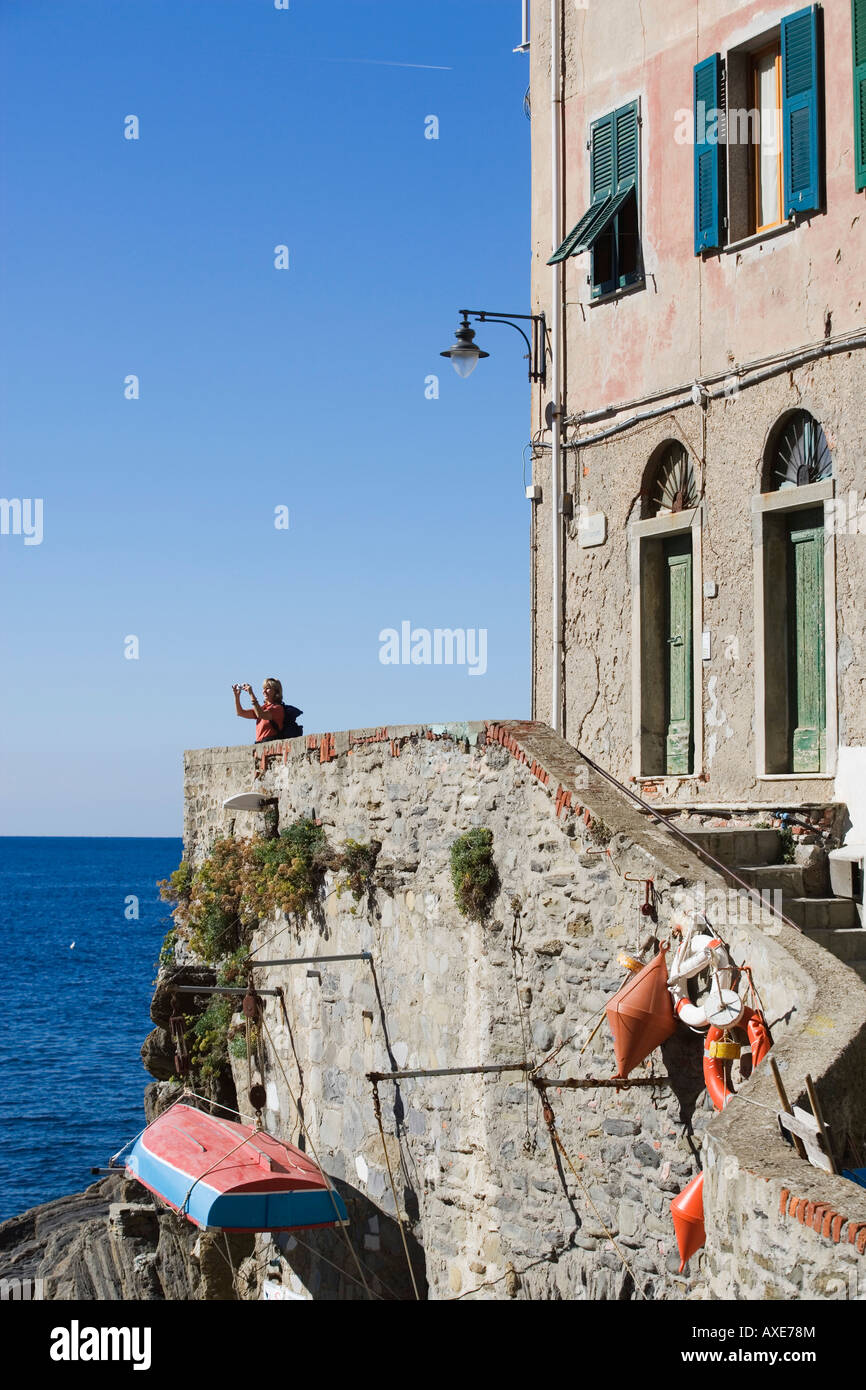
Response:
[643, 441, 699, 518]
[767, 410, 832, 491]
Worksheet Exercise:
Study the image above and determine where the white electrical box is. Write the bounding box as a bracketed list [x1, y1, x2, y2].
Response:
[829, 846, 865, 924]
[526, 484, 542, 501]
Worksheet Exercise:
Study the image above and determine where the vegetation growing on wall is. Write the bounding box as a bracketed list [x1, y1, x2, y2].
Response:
[450, 828, 499, 920]
[334, 838, 381, 904]
[589, 817, 613, 846]
[778, 826, 796, 864]
[247, 818, 328, 918]
[158, 818, 329, 963]
[157, 927, 177, 970]
[188, 996, 233, 1083]
[159, 825, 388, 971]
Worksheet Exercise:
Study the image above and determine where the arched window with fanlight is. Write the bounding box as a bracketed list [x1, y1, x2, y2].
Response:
[643, 441, 700, 518]
[757, 410, 834, 776]
[767, 410, 832, 491]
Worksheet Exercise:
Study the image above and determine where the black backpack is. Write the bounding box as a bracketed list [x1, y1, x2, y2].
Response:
[264, 703, 303, 742]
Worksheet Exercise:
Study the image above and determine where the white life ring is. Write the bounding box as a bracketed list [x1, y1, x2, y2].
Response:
[667, 930, 745, 1030]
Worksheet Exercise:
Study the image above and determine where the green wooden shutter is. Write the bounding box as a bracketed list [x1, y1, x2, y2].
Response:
[664, 536, 694, 776]
[614, 102, 639, 191]
[590, 113, 615, 201]
[694, 55, 724, 253]
[854, 0, 866, 190]
[549, 107, 635, 265]
[782, 6, 822, 216]
[787, 509, 826, 773]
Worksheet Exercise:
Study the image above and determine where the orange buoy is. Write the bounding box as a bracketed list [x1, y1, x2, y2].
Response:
[671, 1171, 705, 1271]
[703, 1007, 773, 1111]
[605, 948, 676, 1078]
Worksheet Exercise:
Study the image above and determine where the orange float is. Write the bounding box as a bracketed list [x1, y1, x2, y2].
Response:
[703, 1007, 772, 1111]
[671, 1171, 706, 1271]
[606, 949, 676, 1078]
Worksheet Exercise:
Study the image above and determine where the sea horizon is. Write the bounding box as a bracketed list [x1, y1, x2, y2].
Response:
[0, 834, 182, 841]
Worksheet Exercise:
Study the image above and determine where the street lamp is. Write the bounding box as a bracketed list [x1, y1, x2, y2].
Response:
[441, 309, 548, 388]
[439, 313, 489, 379]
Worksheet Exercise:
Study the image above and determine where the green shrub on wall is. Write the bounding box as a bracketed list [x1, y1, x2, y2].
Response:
[158, 818, 329, 963]
[450, 828, 499, 920]
[189, 996, 232, 1082]
[246, 818, 328, 918]
[335, 838, 381, 903]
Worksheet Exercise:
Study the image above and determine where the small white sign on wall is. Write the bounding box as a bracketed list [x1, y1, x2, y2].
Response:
[262, 1279, 308, 1301]
[578, 510, 607, 548]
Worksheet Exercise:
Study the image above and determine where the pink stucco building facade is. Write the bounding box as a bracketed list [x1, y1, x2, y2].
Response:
[528, 0, 866, 828]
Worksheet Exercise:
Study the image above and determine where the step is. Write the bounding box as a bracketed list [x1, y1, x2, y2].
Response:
[851, 962, 866, 985]
[736, 864, 806, 896]
[783, 897, 860, 930]
[685, 828, 782, 867]
[800, 927, 866, 963]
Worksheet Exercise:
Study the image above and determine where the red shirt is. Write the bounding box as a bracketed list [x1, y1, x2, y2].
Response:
[255, 702, 285, 743]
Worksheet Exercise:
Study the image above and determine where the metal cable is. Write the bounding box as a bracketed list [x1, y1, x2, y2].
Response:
[370, 1081, 422, 1301]
[257, 1012, 374, 1300]
[540, 1097, 645, 1299]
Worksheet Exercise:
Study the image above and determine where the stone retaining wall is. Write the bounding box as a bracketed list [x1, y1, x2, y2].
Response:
[173, 720, 866, 1299]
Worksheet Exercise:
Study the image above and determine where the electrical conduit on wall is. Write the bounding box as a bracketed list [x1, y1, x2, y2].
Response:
[550, 0, 563, 733]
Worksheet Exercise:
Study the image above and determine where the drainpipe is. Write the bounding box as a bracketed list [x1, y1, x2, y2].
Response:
[514, 0, 530, 51]
[549, 0, 563, 733]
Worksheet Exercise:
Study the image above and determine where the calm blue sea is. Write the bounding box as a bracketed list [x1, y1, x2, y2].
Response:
[0, 837, 183, 1221]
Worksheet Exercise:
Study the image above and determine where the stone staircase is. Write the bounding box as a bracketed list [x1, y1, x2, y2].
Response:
[684, 827, 866, 984]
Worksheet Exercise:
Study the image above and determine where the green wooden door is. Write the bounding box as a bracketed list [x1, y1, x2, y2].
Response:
[664, 535, 693, 775]
[787, 508, 826, 772]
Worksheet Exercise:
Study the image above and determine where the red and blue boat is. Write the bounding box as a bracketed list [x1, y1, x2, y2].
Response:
[125, 1103, 348, 1233]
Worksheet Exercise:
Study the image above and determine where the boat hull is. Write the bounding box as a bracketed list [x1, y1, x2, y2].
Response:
[124, 1104, 348, 1233]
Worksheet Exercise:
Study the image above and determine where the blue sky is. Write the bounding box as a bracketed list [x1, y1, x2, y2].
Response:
[0, 0, 532, 835]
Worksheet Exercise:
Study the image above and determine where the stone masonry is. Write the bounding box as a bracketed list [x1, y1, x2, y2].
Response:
[168, 720, 866, 1300]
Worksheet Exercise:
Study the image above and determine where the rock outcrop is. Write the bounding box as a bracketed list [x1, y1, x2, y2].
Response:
[0, 1175, 252, 1301]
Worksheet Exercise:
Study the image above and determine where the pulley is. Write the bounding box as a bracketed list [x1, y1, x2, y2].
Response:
[243, 986, 262, 1021]
[169, 1012, 190, 1077]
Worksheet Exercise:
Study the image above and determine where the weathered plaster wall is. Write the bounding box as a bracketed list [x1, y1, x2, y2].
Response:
[173, 721, 866, 1300]
[554, 353, 866, 801]
[531, 0, 866, 402]
[528, 0, 866, 803]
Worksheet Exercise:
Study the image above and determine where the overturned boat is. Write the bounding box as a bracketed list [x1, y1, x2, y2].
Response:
[125, 1103, 348, 1233]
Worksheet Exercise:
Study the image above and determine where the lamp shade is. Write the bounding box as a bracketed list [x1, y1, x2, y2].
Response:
[440, 317, 489, 378]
